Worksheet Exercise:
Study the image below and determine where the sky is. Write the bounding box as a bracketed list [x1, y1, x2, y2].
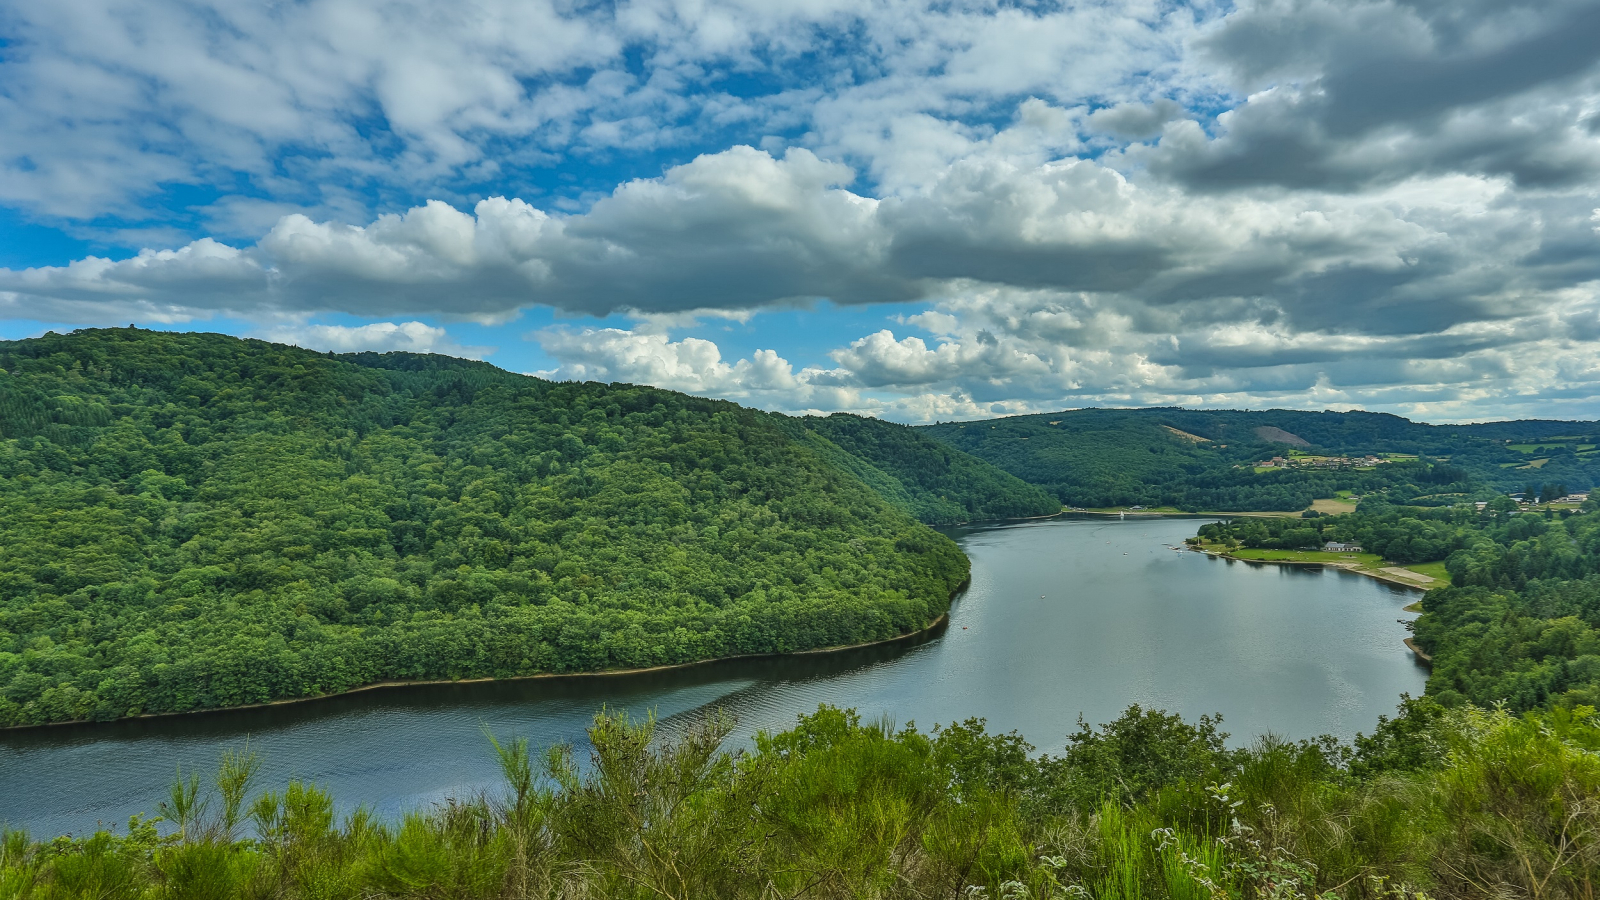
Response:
[2, 0, 1600, 424]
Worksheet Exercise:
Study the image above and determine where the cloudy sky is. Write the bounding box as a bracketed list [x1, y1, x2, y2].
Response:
[3, 0, 1600, 423]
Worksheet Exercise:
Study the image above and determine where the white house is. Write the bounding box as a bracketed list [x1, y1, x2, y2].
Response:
[1324, 541, 1362, 552]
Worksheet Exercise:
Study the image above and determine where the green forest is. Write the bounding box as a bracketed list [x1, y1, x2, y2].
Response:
[919, 407, 1599, 511]
[0, 329, 999, 727]
[795, 413, 1059, 524]
[9, 331, 1600, 898]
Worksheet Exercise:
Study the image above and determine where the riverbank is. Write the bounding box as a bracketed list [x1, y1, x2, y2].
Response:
[0, 608, 957, 734]
[1070, 507, 1317, 519]
[1188, 544, 1441, 591]
[1404, 638, 1433, 667]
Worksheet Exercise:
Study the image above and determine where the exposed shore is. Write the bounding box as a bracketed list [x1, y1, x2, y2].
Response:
[1404, 638, 1434, 667]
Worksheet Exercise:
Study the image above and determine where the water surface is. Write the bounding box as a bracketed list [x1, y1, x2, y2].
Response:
[1, 516, 1427, 836]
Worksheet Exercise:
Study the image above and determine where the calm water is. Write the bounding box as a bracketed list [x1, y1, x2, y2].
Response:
[1, 516, 1427, 837]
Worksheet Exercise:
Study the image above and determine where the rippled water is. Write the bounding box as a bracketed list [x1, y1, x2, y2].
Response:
[1, 516, 1428, 837]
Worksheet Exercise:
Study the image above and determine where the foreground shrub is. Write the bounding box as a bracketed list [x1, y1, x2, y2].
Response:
[4, 702, 1597, 899]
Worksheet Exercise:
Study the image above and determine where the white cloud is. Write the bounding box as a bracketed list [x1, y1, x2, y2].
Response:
[0, 0, 1204, 221]
[1145, 0, 1600, 191]
[6, 0, 1600, 420]
[532, 326, 863, 412]
[6, 145, 1573, 340]
[258, 321, 493, 358]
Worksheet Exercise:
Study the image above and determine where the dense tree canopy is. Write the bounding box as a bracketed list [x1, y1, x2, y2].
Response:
[1196, 504, 1478, 563]
[0, 329, 973, 727]
[795, 413, 1059, 524]
[922, 411, 1466, 511]
[921, 407, 1600, 509]
[1407, 502, 1600, 712]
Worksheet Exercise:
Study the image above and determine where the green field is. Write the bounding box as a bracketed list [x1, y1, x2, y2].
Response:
[1206, 546, 1383, 566]
[1198, 544, 1450, 586]
[1507, 442, 1596, 453]
[1310, 497, 1358, 513]
[1405, 560, 1451, 584]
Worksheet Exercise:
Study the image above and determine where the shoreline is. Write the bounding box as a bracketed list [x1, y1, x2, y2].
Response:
[1404, 638, 1434, 667]
[1, 603, 960, 734]
[1189, 548, 1435, 591]
[1069, 509, 1316, 519]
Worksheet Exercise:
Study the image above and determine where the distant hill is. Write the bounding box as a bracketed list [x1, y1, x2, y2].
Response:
[921, 407, 1600, 510]
[0, 329, 976, 726]
[794, 413, 1059, 524]
[1253, 425, 1310, 447]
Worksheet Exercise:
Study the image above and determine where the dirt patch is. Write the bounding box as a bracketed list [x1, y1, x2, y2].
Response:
[1162, 425, 1210, 443]
[1310, 498, 1357, 514]
[1254, 425, 1311, 447]
[1381, 566, 1435, 583]
[1405, 638, 1432, 666]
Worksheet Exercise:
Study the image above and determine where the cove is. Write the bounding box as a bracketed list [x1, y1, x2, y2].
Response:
[0, 516, 1427, 838]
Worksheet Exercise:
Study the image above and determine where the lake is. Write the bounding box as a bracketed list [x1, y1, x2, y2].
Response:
[0, 516, 1428, 837]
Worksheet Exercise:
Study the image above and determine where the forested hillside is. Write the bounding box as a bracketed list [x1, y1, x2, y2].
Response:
[921, 407, 1591, 510]
[921, 410, 1465, 510]
[0, 329, 971, 727]
[795, 413, 1058, 524]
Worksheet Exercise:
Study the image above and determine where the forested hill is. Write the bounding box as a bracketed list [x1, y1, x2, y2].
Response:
[794, 414, 1059, 524]
[0, 328, 975, 727]
[921, 407, 1600, 511]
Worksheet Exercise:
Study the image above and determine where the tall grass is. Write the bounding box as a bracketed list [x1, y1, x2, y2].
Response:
[3, 702, 1596, 899]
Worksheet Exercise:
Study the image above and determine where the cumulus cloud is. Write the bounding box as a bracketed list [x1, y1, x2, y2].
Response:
[258, 321, 493, 358]
[532, 327, 863, 412]
[1141, 0, 1600, 191]
[0, 148, 897, 321]
[0, 0, 1200, 222]
[6, 0, 1600, 420]
[10, 145, 1581, 338]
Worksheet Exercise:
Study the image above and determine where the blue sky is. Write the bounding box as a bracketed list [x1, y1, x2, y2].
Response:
[4, 0, 1600, 422]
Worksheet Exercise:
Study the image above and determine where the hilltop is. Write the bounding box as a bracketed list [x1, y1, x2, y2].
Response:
[922, 407, 1599, 511]
[0, 329, 1025, 726]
